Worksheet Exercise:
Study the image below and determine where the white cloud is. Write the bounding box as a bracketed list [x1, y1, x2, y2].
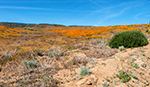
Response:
[88, 0, 103, 8]
[0, 6, 93, 12]
[0, 0, 105, 3]
[135, 12, 150, 20]
[135, 12, 147, 20]
[95, 7, 130, 25]
[105, 7, 130, 19]
[90, 1, 138, 15]
[85, 1, 139, 25]
[0, 6, 45, 10]
[0, 1, 86, 3]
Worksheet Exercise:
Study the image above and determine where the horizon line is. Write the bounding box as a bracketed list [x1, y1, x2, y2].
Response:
[0, 21, 149, 27]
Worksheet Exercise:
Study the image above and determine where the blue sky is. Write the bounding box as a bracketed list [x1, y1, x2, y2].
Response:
[0, 0, 150, 26]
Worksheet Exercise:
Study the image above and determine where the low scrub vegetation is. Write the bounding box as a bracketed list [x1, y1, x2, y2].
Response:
[79, 66, 90, 77]
[22, 59, 37, 68]
[117, 70, 131, 83]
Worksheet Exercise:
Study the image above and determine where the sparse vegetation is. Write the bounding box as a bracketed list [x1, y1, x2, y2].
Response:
[101, 40, 105, 46]
[79, 66, 90, 77]
[132, 63, 140, 69]
[22, 59, 37, 68]
[132, 56, 137, 62]
[72, 56, 89, 66]
[23, 28, 41, 31]
[102, 82, 109, 87]
[0, 23, 150, 87]
[118, 46, 125, 51]
[131, 73, 138, 79]
[42, 74, 57, 87]
[117, 70, 131, 83]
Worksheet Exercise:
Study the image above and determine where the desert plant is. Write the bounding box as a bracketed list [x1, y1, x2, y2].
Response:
[142, 54, 145, 56]
[47, 46, 66, 60]
[42, 74, 57, 87]
[101, 40, 105, 46]
[131, 73, 138, 79]
[117, 70, 131, 83]
[102, 83, 109, 87]
[49, 52, 56, 58]
[118, 46, 125, 51]
[132, 63, 139, 69]
[22, 59, 36, 68]
[108, 30, 149, 48]
[2, 48, 17, 59]
[79, 66, 90, 77]
[117, 55, 131, 83]
[132, 56, 137, 62]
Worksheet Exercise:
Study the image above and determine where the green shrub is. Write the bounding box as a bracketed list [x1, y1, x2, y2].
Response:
[117, 70, 131, 83]
[22, 59, 36, 68]
[132, 63, 139, 69]
[79, 66, 90, 77]
[108, 30, 149, 48]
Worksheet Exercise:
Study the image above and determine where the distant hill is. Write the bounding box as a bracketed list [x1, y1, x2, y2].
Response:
[68, 25, 93, 27]
[0, 22, 66, 28]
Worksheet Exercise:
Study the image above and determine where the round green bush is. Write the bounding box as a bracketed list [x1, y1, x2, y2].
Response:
[108, 30, 149, 48]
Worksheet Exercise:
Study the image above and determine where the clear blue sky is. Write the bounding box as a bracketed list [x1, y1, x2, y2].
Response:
[0, 0, 150, 26]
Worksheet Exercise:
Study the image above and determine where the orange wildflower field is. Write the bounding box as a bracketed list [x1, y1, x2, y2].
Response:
[0, 24, 150, 65]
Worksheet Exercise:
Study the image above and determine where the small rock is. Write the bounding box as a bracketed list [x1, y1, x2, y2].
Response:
[102, 63, 106, 66]
[125, 60, 128, 63]
[91, 75, 98, 83]
[86, 80, 92, 85]
[141, 63, 147, 68]
[78, 77, 83, 80]
[76, 79, 87, 86]
[139, 72, 144, 75]
[109, 79, 113, 83]
[143, 81, 149, 86]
